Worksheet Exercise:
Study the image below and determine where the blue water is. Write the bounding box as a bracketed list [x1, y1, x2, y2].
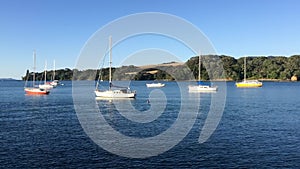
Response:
[0, 81, 299, 168]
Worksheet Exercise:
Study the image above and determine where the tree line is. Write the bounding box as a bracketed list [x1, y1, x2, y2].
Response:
[22, 55, 300, 81]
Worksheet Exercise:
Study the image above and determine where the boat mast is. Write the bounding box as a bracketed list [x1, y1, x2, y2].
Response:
[109, 36, 112, 90]
[198, 52, 201, 81]
[44, 60, 47, 85]
[244, 57, 246, 81]
[33, 50, 36, 87]
[53, 60, 55, 81]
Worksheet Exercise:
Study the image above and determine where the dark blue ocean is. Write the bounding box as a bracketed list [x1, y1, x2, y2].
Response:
[0, 80, 299, 168]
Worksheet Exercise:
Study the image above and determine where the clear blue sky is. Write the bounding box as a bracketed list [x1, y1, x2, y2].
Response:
[1, 0, 300, 79]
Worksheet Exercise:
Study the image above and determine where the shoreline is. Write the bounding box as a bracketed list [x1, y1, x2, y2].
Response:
[19, 79, 299, 82]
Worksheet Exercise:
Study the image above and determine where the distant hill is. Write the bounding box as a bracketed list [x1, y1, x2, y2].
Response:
[0, 78, 19, 81]
[22, 55, 300, 81]
[137, 62, 184, 69]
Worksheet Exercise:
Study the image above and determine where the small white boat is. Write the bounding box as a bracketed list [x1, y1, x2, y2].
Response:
[188, 84, 217, 92]
[50, 80, 59, 87]
[188, 53, 217, 92]
[95, 36, 136, 99]
[39, 83, 54, 90]
[49, 60, 59, 87]
[39, 80, 58, 89]
[39, 60, 54, 90]
[146, 82, 165, 88]
[95, 89, 136, 98]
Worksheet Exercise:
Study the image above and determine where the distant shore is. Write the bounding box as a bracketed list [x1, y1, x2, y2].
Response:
[0, 78, 20, 81]
[22, 55, 300, 82]
[18, 79, 299, 82]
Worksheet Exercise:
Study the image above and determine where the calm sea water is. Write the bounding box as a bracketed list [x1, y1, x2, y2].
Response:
[0, 80, 299, 168]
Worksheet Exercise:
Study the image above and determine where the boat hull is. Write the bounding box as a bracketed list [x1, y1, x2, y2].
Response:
[50, 80, 59, 87]
[235, 80, 263, 88]
[39, 84, 54, 90]
[24, 87, 50, 95]
[146, 83, 165, 88]
[95, 89, 136, 98]
[188, 85, 218, 92]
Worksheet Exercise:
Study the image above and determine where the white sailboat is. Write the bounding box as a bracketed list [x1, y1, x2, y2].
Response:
[94, 36, 136, 98]
[49, 60, 59, 87]
[24, 51, 50, 95]
[235, 57, 263, 88]
[39, 61, 54, 90]
[188, 53, 217, 92]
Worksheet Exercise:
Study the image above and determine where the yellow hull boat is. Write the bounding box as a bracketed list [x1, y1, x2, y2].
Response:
[236, 57, 263, 88]
[235, 80, 263, 88]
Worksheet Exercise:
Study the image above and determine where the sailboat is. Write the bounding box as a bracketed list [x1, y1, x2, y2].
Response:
[188, 53, 217, 92]
[94, 36, 136, 98]
[49, 60, 59, 87]
[235, 57, 263, 88]
[39, 61, 54, 90]
[24, 51, 50, 95]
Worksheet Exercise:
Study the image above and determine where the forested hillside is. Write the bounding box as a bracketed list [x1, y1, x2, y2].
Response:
[22, 55, 300, 81]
